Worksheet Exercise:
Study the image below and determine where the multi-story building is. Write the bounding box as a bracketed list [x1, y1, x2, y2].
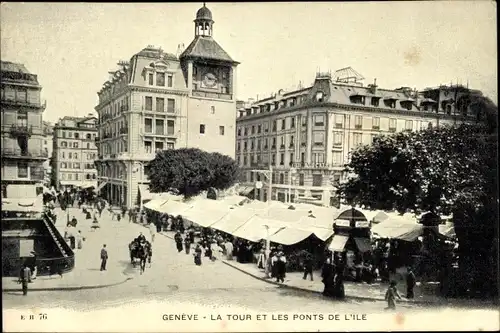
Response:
[94, 4, 239, 208]
[42, 121, 54, 185]
[1, 61, 47, 197]
[236, 68, 481, 207]
[51, 115, 98, 190]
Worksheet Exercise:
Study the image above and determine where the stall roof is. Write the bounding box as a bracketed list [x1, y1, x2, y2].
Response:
[2, 197, 44, 213]
[269, 227, 314, 246]
[144, 198, 166, 211]
[371, 215, 423, 240]
[155, 200, 193, 215]
[182, 206, 231, 228]
[232, 216, 288, 242]
[210, 209, 256, 234]
[219, 195, 249, 206]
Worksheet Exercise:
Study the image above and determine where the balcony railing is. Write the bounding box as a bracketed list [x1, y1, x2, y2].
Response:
[10, 125, 33, 137]
[1, 147, 48, 158]
[0, 98, 43, 109]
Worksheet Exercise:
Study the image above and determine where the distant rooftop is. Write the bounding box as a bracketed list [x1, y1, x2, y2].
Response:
[135, 46, 178, 61]
[1, 61, 32, 74]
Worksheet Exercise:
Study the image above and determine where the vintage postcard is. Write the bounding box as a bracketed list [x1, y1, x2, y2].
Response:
[1, 1, 498, 332]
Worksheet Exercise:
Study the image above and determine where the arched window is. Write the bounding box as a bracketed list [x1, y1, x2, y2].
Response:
[92, 174, 96, 180]
[279, 173, 285, 184]
[428, 122, 433, 129]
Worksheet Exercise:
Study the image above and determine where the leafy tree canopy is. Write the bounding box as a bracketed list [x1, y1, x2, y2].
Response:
[339, 123, 497, 218]
[147, 148, 240, 199]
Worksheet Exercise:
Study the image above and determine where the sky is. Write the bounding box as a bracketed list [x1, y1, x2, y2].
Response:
[1, 2, 497, 124]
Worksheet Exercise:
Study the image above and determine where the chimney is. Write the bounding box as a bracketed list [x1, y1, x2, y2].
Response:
[369, 78, 378, 95]
[176, 44, 185, 57]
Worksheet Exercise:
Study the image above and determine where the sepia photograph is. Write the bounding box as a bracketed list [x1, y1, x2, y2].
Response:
[1, 1, 498, 332]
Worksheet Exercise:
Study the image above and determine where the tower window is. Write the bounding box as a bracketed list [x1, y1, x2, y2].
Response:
[200, 124, 206, 134]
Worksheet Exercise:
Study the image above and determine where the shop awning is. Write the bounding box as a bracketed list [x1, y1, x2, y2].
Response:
[353, 237, 372, 252]
[328, 235, 349, 252]
[269, 227, 314, 245]
[210, 209, 257, 234]
[138, 185, 153, 202]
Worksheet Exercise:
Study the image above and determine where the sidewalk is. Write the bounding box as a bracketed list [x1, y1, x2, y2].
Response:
[3, 207, 133, 292]
[154, 228, 497, 308]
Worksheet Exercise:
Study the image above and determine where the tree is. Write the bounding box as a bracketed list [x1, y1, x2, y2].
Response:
[147, 148, 240, 199]
[338, 102, 498, 297]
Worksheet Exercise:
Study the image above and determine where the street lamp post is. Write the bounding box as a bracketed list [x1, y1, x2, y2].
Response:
[263, 224, 271, 278]
[251, 164, 273, 278]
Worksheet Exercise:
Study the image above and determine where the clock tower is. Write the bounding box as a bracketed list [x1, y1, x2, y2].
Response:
[180, 3, 240, 158]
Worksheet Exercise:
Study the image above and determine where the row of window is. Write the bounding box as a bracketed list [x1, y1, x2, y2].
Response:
[1, 86, 30, 103]
[101, 121, 127, 139]
[59, 152, 95, 160]
[237, 135, 298, 151]
[99, 95, 130, 120]
[60, 162, 96, 169]
[59, 141, 96, 149]
[144, 141, 175, 153]
[238, 116, 433, 137]
[147, 72, 174, 88]
[246, 171, 329, 188]
[100, 140, 128, 155]
[237, 150, 349, 167]
[144, 96, 176, 112]
[237, 117, 300, 136]
[60, 131, 97, 140]
[60, 172, 97, 181]
[239, 95, 308, 117]
[144, 119, 176, 135]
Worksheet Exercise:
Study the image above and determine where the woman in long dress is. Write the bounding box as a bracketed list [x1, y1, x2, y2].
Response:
[148, 222, 156, 243]
[194, 244, 202, 266]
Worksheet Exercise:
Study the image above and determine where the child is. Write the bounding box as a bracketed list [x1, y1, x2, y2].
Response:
[385, 281, 402, 310]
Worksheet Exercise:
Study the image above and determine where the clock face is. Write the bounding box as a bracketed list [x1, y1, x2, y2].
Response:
[202, 72, 217, 88]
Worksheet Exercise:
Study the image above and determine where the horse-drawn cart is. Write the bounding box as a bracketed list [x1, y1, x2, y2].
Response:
[128, 239, 152, 273]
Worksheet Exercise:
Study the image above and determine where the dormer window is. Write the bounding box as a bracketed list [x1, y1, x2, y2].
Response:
[371, 97, 381, 107]
[315, 91, 324, 102]
[350, 94, 366, 105]
[400, 100, 413, 111]
[384, 98, 397, 109]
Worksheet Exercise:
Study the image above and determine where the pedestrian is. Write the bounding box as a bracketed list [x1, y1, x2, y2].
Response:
[76, 230, 85, 249]
[303, 254, 314, 281]
[224, 239, 234, 261]
[256, 249, 265, 269]
[28, 251, 38, 280]
[321, 257, 334, 297]
[194, 244, 202, 266]
[184, 237, 191, 255]
[270, 251, 278, 278]
[100, 244, 108, 271]
[385, 280, 402, 310]
[275, 252, 287, 283]
[19, 264, 32, 296]
[174, 231, 183, 252]
[406, 267, 416, 299]
[149, 222, 156, 243]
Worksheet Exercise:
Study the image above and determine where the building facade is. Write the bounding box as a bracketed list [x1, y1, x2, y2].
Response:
[42, 121, 54, 185]
[236, 69, 480, 207]
[1, 61, 47, 197]
[94, 4, 239, 208]
[51, 115, 98, 190]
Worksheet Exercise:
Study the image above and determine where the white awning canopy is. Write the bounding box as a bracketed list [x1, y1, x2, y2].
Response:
[328, 235, 349, 252]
